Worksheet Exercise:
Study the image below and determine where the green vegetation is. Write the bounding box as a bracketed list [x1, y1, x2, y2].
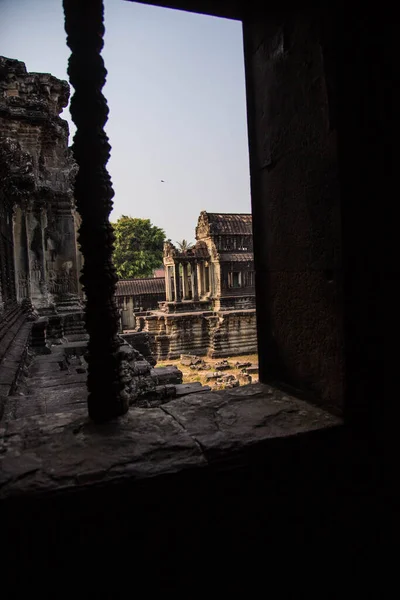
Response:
[112, 216, 166, 279]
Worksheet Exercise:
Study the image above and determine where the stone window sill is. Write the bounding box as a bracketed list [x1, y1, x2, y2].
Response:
[0, 383, 341, 500]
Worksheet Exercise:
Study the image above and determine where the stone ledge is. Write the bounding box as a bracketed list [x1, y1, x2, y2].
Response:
[0, 383, 341, 500]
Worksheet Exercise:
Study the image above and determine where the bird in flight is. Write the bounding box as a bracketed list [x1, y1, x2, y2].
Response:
[161, 179, 165, 183]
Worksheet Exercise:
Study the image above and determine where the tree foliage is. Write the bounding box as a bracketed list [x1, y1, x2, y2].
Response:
[112, 216, 166, 279]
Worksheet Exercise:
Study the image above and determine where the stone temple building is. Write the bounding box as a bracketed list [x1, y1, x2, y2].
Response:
[0, 54, 210, 399]
[163, 211, 255, 311]
[0, 56, 84, 346]
[0, 1, 389, 591]
[117, 211, 257, 359]
[150, 211, 257, 358]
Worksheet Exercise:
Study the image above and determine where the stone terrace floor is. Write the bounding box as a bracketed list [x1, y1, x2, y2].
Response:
[0, 347, 341, 500]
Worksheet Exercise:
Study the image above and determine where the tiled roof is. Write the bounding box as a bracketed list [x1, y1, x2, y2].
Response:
[116, 277, 165, 297]
[206, 213, 252, 235]
[219, 252, 254, 263]
[186, 241, 210, 258]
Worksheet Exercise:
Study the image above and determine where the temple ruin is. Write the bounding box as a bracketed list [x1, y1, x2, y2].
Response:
[0, 56, 84, 346]
[0, 0, 388, 587]
[0, 55, 210, 407]
[118, 211, 258, 359]
[163, 212, 255, 311]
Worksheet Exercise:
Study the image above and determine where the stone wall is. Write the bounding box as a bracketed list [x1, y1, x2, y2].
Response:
[208, 309, 257, 358]
[0, 56, 82, 314]
[243, 17, 343, 412]
[144, 309, 257, 360]
[120, 331, 157, 366]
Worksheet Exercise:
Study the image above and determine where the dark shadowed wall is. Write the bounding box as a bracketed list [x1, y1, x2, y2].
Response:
[243, 13, 343, 412]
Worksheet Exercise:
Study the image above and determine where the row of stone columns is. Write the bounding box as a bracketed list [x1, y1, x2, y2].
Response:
[12, 204, 80, 310]
[166, 260, 211, 302]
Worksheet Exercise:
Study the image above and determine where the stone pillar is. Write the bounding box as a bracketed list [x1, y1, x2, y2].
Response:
[25, 206, 50, 310]
[13, 206, 30, 302]
[197, 261, 203, 298]
[50, 201, 80, 304]
[204, 263, 210, 295]
[182, 263, 190, 300]
[64, 0, 127, 422]
[192, 260, 199, 301]
[165, 265, 173, 301]
[73, 209, 84, 299]
[173, 261, 181, 302]
[209, 263, 216, 297]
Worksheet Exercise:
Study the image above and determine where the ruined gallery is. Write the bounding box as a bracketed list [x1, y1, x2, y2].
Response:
[0, 0, 388, 591]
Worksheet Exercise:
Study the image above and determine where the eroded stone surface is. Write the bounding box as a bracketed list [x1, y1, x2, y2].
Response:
[0, 407, 206, 498]
[0, 377, 341, 499]
[162, 383, 340, 457]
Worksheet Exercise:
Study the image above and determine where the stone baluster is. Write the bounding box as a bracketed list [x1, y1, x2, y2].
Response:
[173, 261, 181, 302]
[63, 0, 128, 422]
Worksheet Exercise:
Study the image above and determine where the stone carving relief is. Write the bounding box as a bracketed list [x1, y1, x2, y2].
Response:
[47, 264, 77, 296]
[17, 274, 30, 299]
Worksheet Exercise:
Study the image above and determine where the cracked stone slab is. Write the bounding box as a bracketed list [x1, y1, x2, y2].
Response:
[27, 373, 87, 388]
[2, 387, 88, 421]
[0, 406, 206, 499]
[162, 383, 341, 457]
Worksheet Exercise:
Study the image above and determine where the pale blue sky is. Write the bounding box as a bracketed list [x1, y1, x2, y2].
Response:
[0, 0, 251, 242]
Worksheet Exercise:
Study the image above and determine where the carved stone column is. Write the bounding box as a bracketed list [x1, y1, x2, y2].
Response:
[47, 198, 80, 305]
[182, 263, 190, 300]
[192, 260, 199, 301]
[173, 261, 181, 302]
[197, 261, 203, 298]
[165, 265, 173, 301]
[63, 0, 128, 422]
[204, 263, 210, 295]
[25, 205, 50, 309]
[209, 264, 215, 297]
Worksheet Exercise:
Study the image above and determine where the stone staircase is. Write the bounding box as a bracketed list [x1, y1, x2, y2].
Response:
[0, 303, 33, 414]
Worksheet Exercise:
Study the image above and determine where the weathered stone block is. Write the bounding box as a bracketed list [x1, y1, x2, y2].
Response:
[238, 373, 252, 385]
[180, 354, 198, 366]
[214, 360, 231, 371]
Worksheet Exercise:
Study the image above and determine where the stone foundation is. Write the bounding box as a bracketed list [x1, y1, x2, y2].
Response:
[213, 295, 256, 311]
[144, 309, 257, 360]
[120, 331, 157, 366]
